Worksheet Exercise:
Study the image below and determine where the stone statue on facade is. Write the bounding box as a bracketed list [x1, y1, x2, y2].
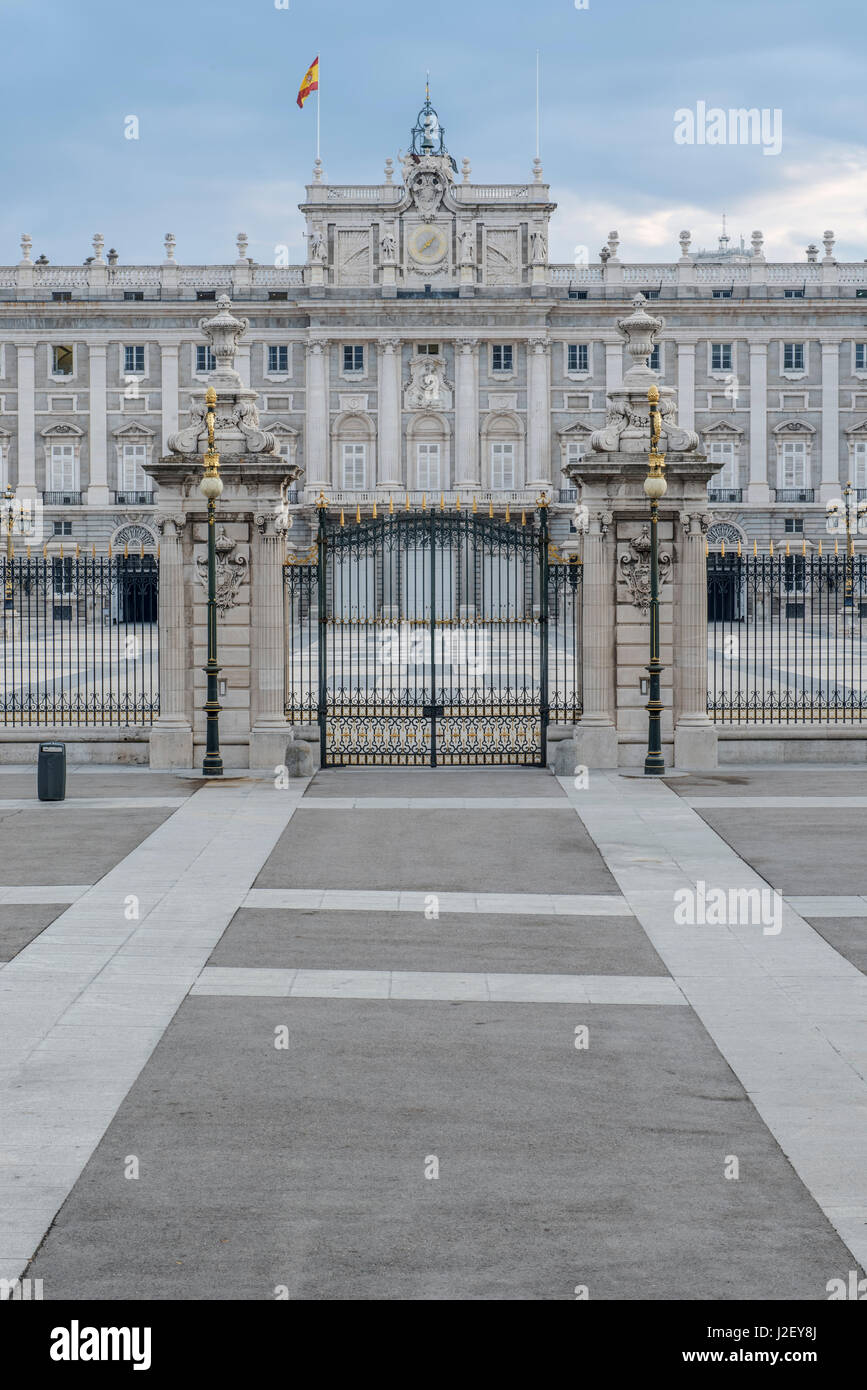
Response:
[530, 229, 547, 265]
[459, 229, 475, 265]
[310, 227, 328, 263]
[380, 231, 397, 263]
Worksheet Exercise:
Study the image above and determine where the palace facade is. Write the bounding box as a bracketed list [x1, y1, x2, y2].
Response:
[1, 98, 866, 557]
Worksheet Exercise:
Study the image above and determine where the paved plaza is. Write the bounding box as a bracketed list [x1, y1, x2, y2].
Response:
[0, 761, 865, 1300]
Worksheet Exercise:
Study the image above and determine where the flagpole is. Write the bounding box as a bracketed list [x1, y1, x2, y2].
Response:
[316, 55, 320, 163]
[536, 50, 541, 160]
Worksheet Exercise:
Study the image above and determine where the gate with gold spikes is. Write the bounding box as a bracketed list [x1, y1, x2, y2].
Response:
[284, 497, 582, 767]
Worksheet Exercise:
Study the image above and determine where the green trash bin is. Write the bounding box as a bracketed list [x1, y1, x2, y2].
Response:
[37, 742, 66, 802]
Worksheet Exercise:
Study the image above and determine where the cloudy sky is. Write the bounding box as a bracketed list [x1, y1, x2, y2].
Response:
[1, 0, 863, 268]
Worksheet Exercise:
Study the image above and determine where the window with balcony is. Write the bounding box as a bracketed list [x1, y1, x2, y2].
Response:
[342, 442, 366, 490]
[120, 443, 150, 500]
[707, 440, 739, 498]
[491, 441, 515, 490]
[779, 439, 807, 489]
[711, 343, 732, 372]
[52, 345, 74, 377]
[853, 440, 867, 489]
[49, 443, 77, 493]
[416, 442, 441, 492]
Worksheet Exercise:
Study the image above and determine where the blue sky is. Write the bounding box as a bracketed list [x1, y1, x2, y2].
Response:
[1, 0, 864, 267]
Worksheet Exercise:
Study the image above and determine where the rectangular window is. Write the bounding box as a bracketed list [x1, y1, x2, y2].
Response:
[855, 344, 867, 371]
[196, 346, 216, 374]
[784, 289, 805, 299]
[567, 344, 589, 373]
[343, 345, 364, 373]
[52, 345, 74, 376]
[342, 442, 366, 490]
[711, 343, 732, 372]
[267, 345, 289, 374]
[124, 345, 145, 374]
[52, 556, 74, 594]
[124, 291, 144, 301]
[853, 440, 867, 488]
[416, 442, 441, 491]
[196, 290, 217, 301]
[49, 443, 76, 491]
[784, 518, 804, 533]
[121, 443, 148, 493]
[712, 289, 733, 299]
[783, 342, 805, 371]
[566, 440, 585, 468]
[52, 291, 72, 302]
[0, 444, 4, 489]
[647, 344, 661, 371]
[780, 440, 807, 488]
[268, 291, 288, 301]
[708, 440, 737, 489]
[53, 520, 72, 536]
[491, 344, 513, 373]
[491, 442, 515, 490]
[417, 344, 440, 356]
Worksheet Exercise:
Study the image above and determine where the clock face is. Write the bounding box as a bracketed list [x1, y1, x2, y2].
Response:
[408, 224, 448, 266]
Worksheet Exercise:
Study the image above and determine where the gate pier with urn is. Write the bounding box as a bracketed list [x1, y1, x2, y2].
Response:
[561, 294, 719, 771]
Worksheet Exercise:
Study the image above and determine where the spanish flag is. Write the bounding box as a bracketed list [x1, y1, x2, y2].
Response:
[297, 56, 319, 109]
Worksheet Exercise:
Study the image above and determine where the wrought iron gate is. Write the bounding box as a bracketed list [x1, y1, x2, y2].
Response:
[284, 502, 582, 766]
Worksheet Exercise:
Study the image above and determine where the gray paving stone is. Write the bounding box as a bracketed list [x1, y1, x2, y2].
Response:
[0, 905, 64, 963]
[695, 808, 867, 895]
[0, 808, 177, 886]
[26, 998, 855, 1301]
[207, 908, 666, 977]
[802, 917, 867, 975]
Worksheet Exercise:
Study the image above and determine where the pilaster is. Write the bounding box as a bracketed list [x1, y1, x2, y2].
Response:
[454, 338, 480, 489]
[87, 343, 110, 505]
[15, 345, 37, 500]
[377, 337, 403, 488]
[748, 343, 770, 504]
[526, 336, 552, 489]
[305, 337, 330, 491]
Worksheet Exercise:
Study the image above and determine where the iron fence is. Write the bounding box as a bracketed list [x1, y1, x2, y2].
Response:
[1, 554, 159, 725]
[708, 551, 866, 722]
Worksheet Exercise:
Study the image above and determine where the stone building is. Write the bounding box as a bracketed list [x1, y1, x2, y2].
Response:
[1, 96, 866, 560]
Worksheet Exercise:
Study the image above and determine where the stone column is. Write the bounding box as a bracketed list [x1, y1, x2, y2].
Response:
[149, 513, 193, 768]
[305, 337, 330, 492]
[377, 336, 402, 488]
[820, 342, 840, 503]
[572, 510, 618, 768]
[674, 510, 718, 769]
[87, 343, 110, 505]
[454, 337, 480, 489]
[677, 344, 696, 433]
[159, 343, 179, 457]
[748, 342, 770, 503]
[605, 342, 623, 396]
[526, 336, 552, 490]
[16, 345, 37, 500]
[236, 344, 251, 388]
[249, 510, 290, 768]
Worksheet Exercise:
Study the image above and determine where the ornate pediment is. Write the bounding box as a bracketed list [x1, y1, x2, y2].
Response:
[112, 419, 156, 438]
[40, 421, 83, 436]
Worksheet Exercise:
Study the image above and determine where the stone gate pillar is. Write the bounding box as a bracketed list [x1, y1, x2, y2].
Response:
[564, 295, 719, 770]
[145, 296, 301, 770]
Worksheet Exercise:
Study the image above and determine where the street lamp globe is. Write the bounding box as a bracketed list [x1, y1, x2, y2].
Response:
[200, 471, 223, 501]
[644, 472, 667, 500]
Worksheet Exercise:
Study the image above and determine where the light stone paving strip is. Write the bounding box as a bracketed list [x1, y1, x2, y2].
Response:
[191, 966, 684, 1005]
[243, 888, 633, 916]
[0, 797, 190, 812]
[0, 779, 309, 1287]
[560, 772, 867, 1272]
[297, 797, 573, 810]
[684, 796, 867, 810]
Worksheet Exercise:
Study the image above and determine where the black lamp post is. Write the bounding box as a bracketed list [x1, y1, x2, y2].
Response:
[644, 385, 667, 775]
[200, 386, 224, 776]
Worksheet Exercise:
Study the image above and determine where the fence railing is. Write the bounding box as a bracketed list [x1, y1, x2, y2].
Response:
[1, 555, 159, 726]
[707, 552, 866, 723]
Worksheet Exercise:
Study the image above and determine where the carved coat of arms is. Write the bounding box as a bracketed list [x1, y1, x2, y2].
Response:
[196, 527, 248, 613]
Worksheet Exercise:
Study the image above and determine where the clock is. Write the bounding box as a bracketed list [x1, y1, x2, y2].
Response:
[408, 223, 448, 267]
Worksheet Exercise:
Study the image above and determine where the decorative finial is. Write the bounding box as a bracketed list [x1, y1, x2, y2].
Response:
[806, 243, 819, 264]
[384, 157, 394, 184]
[606, 230, 620, 262]
[823, 229, 836, 261]
[313, 158, 323, 182]
[163, 232, 176, 263]
[19, 234, 32, 264]
[678, 229, 691, 260]
[92, 234, 105, 264]
[532, 156, 544, 183]
[236, 232, 249, 262]
[461, 157, 471, 183]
